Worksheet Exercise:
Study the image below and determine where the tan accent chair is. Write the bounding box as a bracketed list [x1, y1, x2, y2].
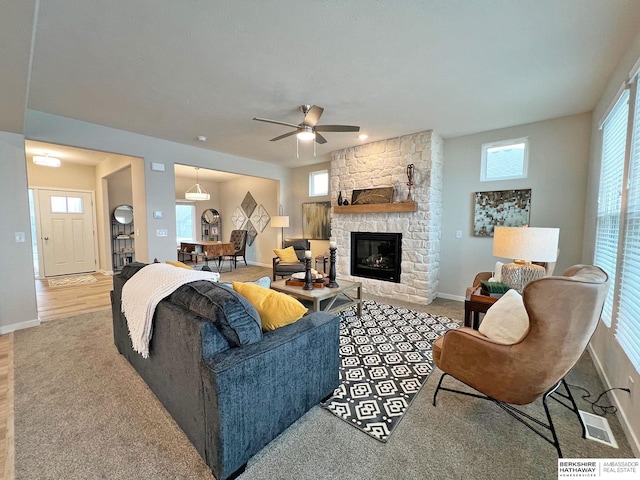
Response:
[433, 265, 609, 457]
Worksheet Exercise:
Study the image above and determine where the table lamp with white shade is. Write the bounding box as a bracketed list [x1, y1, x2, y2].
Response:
[492, 226, 560, 293]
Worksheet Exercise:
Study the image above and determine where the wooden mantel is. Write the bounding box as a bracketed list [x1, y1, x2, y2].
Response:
[333, 201, 418, 214]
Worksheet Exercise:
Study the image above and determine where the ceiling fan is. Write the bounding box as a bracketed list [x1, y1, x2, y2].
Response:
[253, 105, 360, 144]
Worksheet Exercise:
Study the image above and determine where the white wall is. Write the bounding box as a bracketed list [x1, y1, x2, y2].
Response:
[583, 27, 640, 456]
[27, 161, 97, 191]
[0, 132, 39, 332]
[439, 113, 592, 299]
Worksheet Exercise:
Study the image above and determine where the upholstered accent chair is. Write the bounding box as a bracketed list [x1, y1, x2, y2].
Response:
[272, 238, 310, 280]
[433, 265, 609, 457]
[228, 230, 248, 268]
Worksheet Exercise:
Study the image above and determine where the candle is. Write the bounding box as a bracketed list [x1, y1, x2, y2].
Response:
[330, 241, 337, 249]
[304, 250, 312, 258]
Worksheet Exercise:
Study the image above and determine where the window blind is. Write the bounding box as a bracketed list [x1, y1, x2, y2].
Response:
[616, 82, 640, 372]
[594, 89, 629, 326]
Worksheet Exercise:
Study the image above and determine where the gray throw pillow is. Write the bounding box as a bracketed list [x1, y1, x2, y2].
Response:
[168, 281, 262, 347]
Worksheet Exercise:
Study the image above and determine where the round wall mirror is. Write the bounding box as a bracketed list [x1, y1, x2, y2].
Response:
[113, 205, 134, 225]
[202, 208, 220, 225]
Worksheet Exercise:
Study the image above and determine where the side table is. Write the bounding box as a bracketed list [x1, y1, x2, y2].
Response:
[464, 287, 499, 329]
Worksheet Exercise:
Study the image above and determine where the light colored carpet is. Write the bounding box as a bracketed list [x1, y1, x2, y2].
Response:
[47, 274, 97, 288]
[14, 273, 635, 479]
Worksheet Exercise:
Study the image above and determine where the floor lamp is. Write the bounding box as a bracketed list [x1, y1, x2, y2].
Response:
[493, 226, 559, 293]
[271, 215, 289, 249]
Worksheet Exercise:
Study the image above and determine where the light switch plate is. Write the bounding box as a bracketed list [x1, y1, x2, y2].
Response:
[156, 229, 168, 237]
[150, 162, 165, 172]
[15, 232, 26, 243]
[153, 211, 164, 219]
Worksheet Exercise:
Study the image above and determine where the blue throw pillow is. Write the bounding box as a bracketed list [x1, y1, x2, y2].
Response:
[168, 281, 262, 347]
[219, 275, 271, 289]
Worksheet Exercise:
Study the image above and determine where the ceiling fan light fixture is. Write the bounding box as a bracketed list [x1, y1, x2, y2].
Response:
[33, 154, 61, 167]
[296, 126, 315, 141]
[185, 167, 210, 201]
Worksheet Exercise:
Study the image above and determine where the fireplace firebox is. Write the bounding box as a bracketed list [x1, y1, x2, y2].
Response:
[350, 232, 402, 283]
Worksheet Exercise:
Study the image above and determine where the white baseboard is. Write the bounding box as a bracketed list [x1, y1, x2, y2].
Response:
[437, 292, 465, 302]
[246, 260, 272, 268]
[0, 318, 41, 334]
[587, 344, 640, 456]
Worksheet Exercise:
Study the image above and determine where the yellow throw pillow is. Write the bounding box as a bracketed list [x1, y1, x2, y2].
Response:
[166, 260, 193, 270]
[273, 246, 299, 263]
[232, 282, 307, 331]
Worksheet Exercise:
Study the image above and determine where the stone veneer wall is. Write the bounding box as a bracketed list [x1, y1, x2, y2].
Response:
[330, 130, 443, 304]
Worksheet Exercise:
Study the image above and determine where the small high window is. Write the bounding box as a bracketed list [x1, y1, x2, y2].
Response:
[309, 169, 329, 197]
[481, 138, 529, 181]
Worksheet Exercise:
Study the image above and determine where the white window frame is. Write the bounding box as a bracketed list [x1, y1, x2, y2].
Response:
[594, 89, 629, 327]
[480, 137, 529, 182]
[309, 169, 329, 197]
[593, 72, 640, 374]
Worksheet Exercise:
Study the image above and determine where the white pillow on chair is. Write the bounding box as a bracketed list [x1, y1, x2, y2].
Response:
[478, 289, 529, 344]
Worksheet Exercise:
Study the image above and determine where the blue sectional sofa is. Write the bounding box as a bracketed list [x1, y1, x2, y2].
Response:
[111, 263, 340, 480]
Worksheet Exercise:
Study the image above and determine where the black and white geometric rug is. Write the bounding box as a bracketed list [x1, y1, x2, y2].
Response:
[322, 300, 459, 442]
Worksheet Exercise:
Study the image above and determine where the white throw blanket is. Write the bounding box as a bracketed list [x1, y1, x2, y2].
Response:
[121, 263, 220, 358]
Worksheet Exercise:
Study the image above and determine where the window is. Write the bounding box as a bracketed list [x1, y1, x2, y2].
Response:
[594, 90, 629, 326]
[481, 138, 528, 181]
[309, 169, 329, 196]
[615, 83, 640, 372]
[176, 203, 196, 244]
[50, 195, 83, 213]
[594, 76, 640, 374]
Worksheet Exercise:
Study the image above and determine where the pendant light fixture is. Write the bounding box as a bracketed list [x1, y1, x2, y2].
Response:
[185, 167, 210, 201]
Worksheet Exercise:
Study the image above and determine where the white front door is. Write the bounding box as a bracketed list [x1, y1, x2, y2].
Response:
[38, 189, 97, 277]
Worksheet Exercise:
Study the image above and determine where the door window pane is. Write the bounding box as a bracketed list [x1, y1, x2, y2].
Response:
[51, 195, 84, 213]
[66, 197, 83, 213]
[50, 196, 67, 213]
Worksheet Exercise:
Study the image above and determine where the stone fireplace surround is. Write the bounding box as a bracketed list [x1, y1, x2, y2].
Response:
[330, 130, 443, 304]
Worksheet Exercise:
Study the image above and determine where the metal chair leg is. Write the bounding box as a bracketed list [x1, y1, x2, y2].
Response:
[432, 373, 448, 407]
[431, 375, 582, 457]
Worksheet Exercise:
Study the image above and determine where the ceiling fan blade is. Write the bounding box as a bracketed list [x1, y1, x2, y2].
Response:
[314, 125, 360, 132]
[269, 130, 299, 142]
[315, 132, 328, 144]
[253, 117, 300, 129]
[303, 105, 324, 127]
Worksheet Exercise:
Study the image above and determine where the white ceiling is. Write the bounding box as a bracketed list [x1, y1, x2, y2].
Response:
[16, 1, 640, 168]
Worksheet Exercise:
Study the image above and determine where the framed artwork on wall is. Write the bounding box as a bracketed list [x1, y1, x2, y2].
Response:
[473, 189, 531, 237]
[302, 201, 331, 240]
